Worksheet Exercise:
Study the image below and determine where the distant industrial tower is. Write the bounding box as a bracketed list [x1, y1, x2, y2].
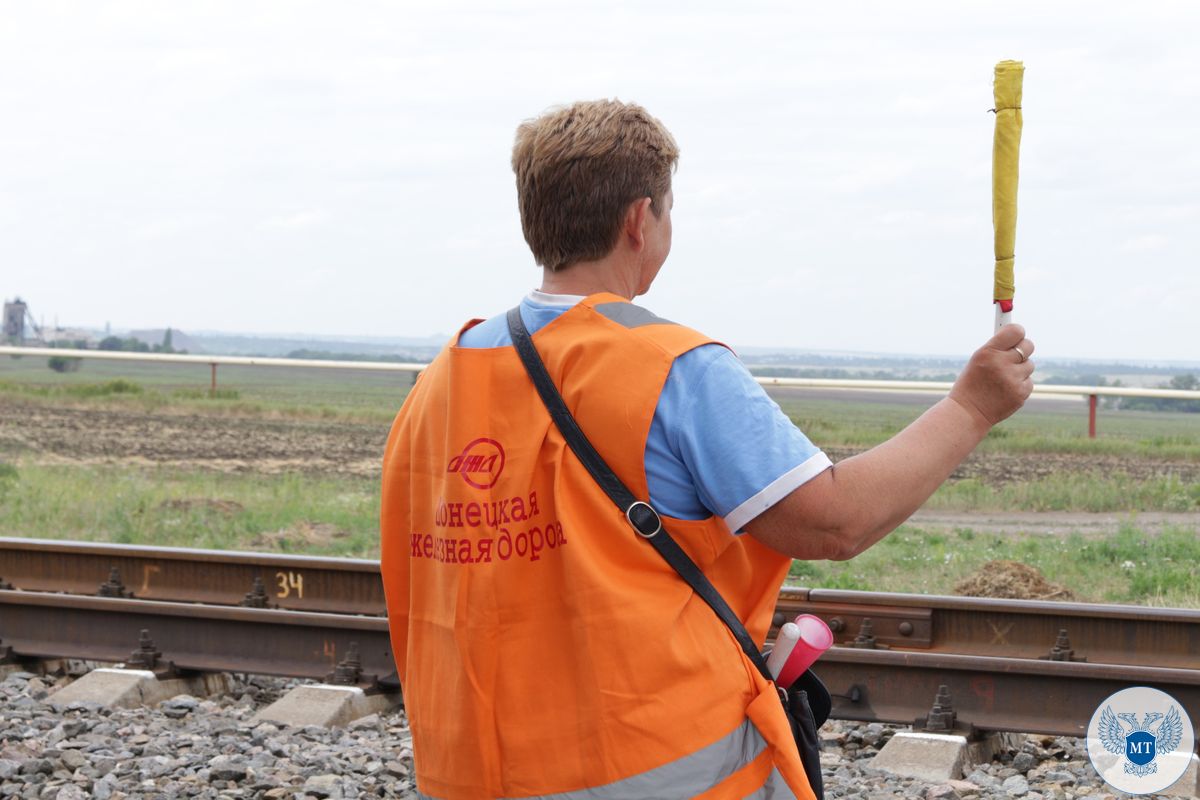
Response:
[3, 297, 41, 343]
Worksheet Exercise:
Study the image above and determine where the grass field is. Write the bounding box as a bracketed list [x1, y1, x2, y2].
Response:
[0, 355, 415, 423]
[0, 462, 378, 557]
[776, 393, 1200, 460]
[787, 524, 1200, 608]
[2, 352, 1197, 607]
[3, 461, 1196, 607]
[5, 354, 1199, 458]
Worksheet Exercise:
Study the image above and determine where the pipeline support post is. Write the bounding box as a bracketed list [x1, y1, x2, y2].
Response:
[1088, 394, 1098, 439]
[210, 363, 217, 398]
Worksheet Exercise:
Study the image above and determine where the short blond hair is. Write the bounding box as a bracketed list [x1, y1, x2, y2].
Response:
[511, 99, 679, 271]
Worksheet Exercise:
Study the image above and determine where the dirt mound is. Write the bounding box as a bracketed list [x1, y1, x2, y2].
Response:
[953, 560, 1074, 601]
[159, 498, 244, 515]
[250, 520, 348, 550]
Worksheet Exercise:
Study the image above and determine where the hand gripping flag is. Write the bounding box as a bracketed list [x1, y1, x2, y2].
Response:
[992, 60, 1024, 332]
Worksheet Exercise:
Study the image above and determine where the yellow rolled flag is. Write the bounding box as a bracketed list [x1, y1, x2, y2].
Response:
[992, 60, 1023, 329]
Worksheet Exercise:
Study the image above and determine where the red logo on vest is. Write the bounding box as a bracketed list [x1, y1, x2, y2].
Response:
[446, 438, 506, 489]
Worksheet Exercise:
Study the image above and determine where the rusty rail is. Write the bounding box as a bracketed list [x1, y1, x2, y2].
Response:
[0, 537, 382, 614]
[3, 588, 1199, 738]
[0, 590, 397, 690]
[3, 538, 1199, 672]
[819, 648, 1200, 738]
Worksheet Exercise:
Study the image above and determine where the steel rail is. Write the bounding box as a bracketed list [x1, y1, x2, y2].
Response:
[4, 345, 1198, 400]
[2, 590, 1198, 738]
[4, 538, 1200, 670]
[0, 537, 383, 615]
[774, 587, 1200, 670]
[0, 590, 397, 689]
[819, 648, 1200, 738]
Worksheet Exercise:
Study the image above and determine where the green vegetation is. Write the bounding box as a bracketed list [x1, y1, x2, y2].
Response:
[98, 336, 152, 352]
[3, 352, 1198, 608]
[0, 463, 380, 558]
[928, 474, 1200, 512]
[1118, 374, 1200, 413]
[0, 359, 413, 423]
[2, 355, 1196, 455]
[47, 355, 82, 373]
[0, 462, 17, 498]
[787, 523, 1200, 607]
[775, 393, 1200, 460]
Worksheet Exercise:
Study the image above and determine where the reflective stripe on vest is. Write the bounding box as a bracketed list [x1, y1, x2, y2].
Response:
[744, 768, 796, 800]
[414, 719, 793, 800]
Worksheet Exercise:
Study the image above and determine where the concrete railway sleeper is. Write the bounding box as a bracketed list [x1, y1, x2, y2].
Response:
[2, 588, 1199, 745]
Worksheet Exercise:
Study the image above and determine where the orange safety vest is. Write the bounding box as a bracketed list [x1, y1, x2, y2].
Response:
[381, 293, 816, 800]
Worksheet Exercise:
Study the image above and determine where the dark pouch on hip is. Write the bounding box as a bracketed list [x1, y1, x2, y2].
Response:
[783, 669, 830, 799]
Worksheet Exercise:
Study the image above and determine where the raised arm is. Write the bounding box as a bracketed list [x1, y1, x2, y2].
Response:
[745, 324, 1035, 561]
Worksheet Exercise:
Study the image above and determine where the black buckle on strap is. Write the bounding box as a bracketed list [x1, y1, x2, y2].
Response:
[626, 501, 662, 539]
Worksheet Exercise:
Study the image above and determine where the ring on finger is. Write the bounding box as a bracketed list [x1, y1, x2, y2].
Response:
[1013, 345, 1029, 363]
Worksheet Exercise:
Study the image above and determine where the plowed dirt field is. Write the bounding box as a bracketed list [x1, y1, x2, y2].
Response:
[5, 400, 1199, 487]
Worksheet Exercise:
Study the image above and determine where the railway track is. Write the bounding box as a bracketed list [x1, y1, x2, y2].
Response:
[2, 537, 1199, 739]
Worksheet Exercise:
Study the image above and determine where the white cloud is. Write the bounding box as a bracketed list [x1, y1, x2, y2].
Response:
[1120, 234, 1170, 253]
[2, 1, 1199, 360]
[259, 211, 327, 231]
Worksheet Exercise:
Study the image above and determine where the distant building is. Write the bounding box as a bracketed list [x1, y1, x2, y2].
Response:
[3, 298, 29, 341]
[3, 297, 45, 343]
[42, 327, 98, 348]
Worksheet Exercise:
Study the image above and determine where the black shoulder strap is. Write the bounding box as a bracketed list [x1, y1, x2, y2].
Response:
[506, 306, 774, 683]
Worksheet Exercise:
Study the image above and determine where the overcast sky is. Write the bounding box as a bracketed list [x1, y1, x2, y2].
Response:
[2, 2, 1198, 362]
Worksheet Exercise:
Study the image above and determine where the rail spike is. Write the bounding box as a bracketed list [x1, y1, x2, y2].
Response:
[240, 577, 271, 609]
[125, 628, 182, 679]
[915, 684, 977, 738]
[1040, 628, 1086, 663]
[851, 618, 889, 650]
[325, 642, 382, 693]
[98, 567, 133, 599]
[0, 577, 12, 590]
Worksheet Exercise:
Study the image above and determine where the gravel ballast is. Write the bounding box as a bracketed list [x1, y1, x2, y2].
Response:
[0, 668, 1146, 799]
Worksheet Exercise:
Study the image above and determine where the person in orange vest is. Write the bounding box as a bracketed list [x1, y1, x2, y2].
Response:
[381, 99, 1035, 799]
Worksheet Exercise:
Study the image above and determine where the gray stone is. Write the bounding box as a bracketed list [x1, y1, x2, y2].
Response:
[162, 694, 200, 710]
[863, 723, 887, 747]
[208, 755, 247, 782]
[1042, 770, 1076, 784]
[1002, 775, 1030, 796]
[56, 750, 85, 770]
[88, 756, 116, 776]
[925, 784, 961, 800]
[91, 774, 118, 800]
[965, 768, 997, 787]
[303, 774, 341, 798]
[1012, 752, 1037, 773]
